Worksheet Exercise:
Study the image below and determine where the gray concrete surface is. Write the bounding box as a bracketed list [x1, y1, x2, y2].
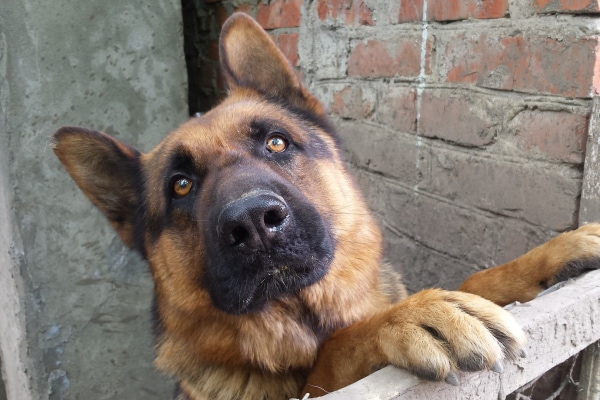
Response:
[0, 356, 6, 400]
[0, 0, 188, 398]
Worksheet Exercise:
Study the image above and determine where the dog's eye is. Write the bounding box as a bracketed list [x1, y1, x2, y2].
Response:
[172, 176, 192, 198]
[265, 134, 288, 153]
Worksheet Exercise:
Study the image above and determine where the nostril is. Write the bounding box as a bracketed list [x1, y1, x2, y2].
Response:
[263, 208, 288, 228]
[217, 191, 290, 251]
[230, 226, 249, 246]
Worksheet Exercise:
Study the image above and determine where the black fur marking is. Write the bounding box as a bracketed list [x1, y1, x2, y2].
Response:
[201, 163, 335, 315]
[264, 94, 341, 149]
[248, 115, 334, 161]
[142, 146, 207, 250]
[421, 325, 445, 342]
[131, 162, 153, 259]
[487, 326, 513, 354]
[409, 366, 445, 382]
[421, 324, 486, 372]
[550, 257, 600, 286]
[456, 353, 487, 372]
[163, 146, 204, 206]
[249, 119, 298, 162]
[173, 382, 189, 400]
[132, 202, 149, 259]
[448, 302, 517, 358]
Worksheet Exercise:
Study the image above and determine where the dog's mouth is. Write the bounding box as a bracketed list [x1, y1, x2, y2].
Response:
[221, 260, 330, 315]
[237, 266, 296, 312]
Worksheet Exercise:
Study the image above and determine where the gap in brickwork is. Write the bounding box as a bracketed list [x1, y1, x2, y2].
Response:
[181, 0, 226, 115]
[0, 355, 6, 400]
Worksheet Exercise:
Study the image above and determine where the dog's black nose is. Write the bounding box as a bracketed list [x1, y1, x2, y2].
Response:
[218, 190, 290, 252]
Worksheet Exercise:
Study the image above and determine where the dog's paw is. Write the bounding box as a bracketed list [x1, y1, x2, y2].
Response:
[541, 223, 600, 287]
[379, 289, 526, 384]
[459, 223, 600, 306]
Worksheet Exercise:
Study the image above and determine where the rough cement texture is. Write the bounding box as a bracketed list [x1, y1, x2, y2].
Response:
[0, 0, 188, 398]
[0, 362, 5, 400]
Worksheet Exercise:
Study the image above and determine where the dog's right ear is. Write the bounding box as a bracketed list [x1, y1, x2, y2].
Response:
[52, 127, 142, 248]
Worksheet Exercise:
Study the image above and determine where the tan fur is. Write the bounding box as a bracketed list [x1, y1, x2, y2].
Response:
[51, 12, 600, 400]
[304, 289, 525, 396]
[459, 224, 600, 305]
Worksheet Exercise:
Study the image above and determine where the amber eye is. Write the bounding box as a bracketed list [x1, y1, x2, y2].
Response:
[266, 134, 288, 153]
[173, 176, 192, 198]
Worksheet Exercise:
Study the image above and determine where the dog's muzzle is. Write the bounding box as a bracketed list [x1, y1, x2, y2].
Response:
[217, 190, 290, 254]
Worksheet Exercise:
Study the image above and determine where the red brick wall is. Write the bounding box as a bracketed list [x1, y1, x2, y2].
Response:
[184, 0, 304, 112]
[188, 0, 599, 293]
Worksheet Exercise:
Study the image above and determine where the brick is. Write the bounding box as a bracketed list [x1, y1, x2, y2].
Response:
[426, 147, 580, 230]
[348, 36, 431, 78]
[256, 0, 302, 29]
[509, 110, 588, 164]
[337, 120, 429, 187]
[376, 87, 417, 134]
[535, 0, 600, 13]
[376, 182, 537, 270]
[399, 0, 424, 22]
[441, 33, 600, 97]
[399, 0, 509, 22]
[331, 85, 375, 119]
[354, 170, 555, 292]
[317, 0, 374, 25]
[278, 33, 299, 66]
[419, 89, 496, 147]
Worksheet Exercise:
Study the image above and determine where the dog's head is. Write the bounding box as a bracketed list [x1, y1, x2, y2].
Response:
[52, 14, 377, 317]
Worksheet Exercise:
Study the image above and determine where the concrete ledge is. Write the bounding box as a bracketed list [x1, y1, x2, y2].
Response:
[318, 269, 600, 399]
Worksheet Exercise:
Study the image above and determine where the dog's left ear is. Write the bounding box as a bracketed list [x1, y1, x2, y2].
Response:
[52, 127, 142, 248]
[219, 13, 326, 116]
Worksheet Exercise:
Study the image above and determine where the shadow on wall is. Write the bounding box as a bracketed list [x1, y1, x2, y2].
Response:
[0, 355, 6, 400]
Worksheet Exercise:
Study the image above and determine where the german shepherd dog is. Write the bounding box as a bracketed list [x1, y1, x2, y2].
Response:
[52, 13, 600, 400]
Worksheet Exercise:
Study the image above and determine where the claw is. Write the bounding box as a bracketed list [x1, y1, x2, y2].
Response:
[445, 371, 459, 386]
[491, 361, 504, 373]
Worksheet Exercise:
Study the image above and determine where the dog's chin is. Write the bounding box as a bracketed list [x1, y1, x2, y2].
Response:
[210, 261, 331, 315]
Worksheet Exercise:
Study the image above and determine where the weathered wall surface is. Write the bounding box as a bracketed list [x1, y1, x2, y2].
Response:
[0, 0, 188, 398]
[189, 0, 600, 293]
[0, 358, 5, 400]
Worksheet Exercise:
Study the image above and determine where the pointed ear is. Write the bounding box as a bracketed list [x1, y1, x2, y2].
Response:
[52, 126, 142, 248]
[219, 13, 325, 116]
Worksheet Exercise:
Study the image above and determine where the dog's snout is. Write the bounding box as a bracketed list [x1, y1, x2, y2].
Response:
[218, 191, 290, 251]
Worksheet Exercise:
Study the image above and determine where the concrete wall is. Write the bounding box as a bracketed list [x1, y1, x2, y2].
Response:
[0, 0, 188, 398]
[0, 380, 4, 400]
[189, 0, 599, 294]
[1, 356, 6, 400]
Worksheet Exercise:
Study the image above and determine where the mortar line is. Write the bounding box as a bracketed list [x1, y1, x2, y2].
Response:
[414, 0, 428, 196]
